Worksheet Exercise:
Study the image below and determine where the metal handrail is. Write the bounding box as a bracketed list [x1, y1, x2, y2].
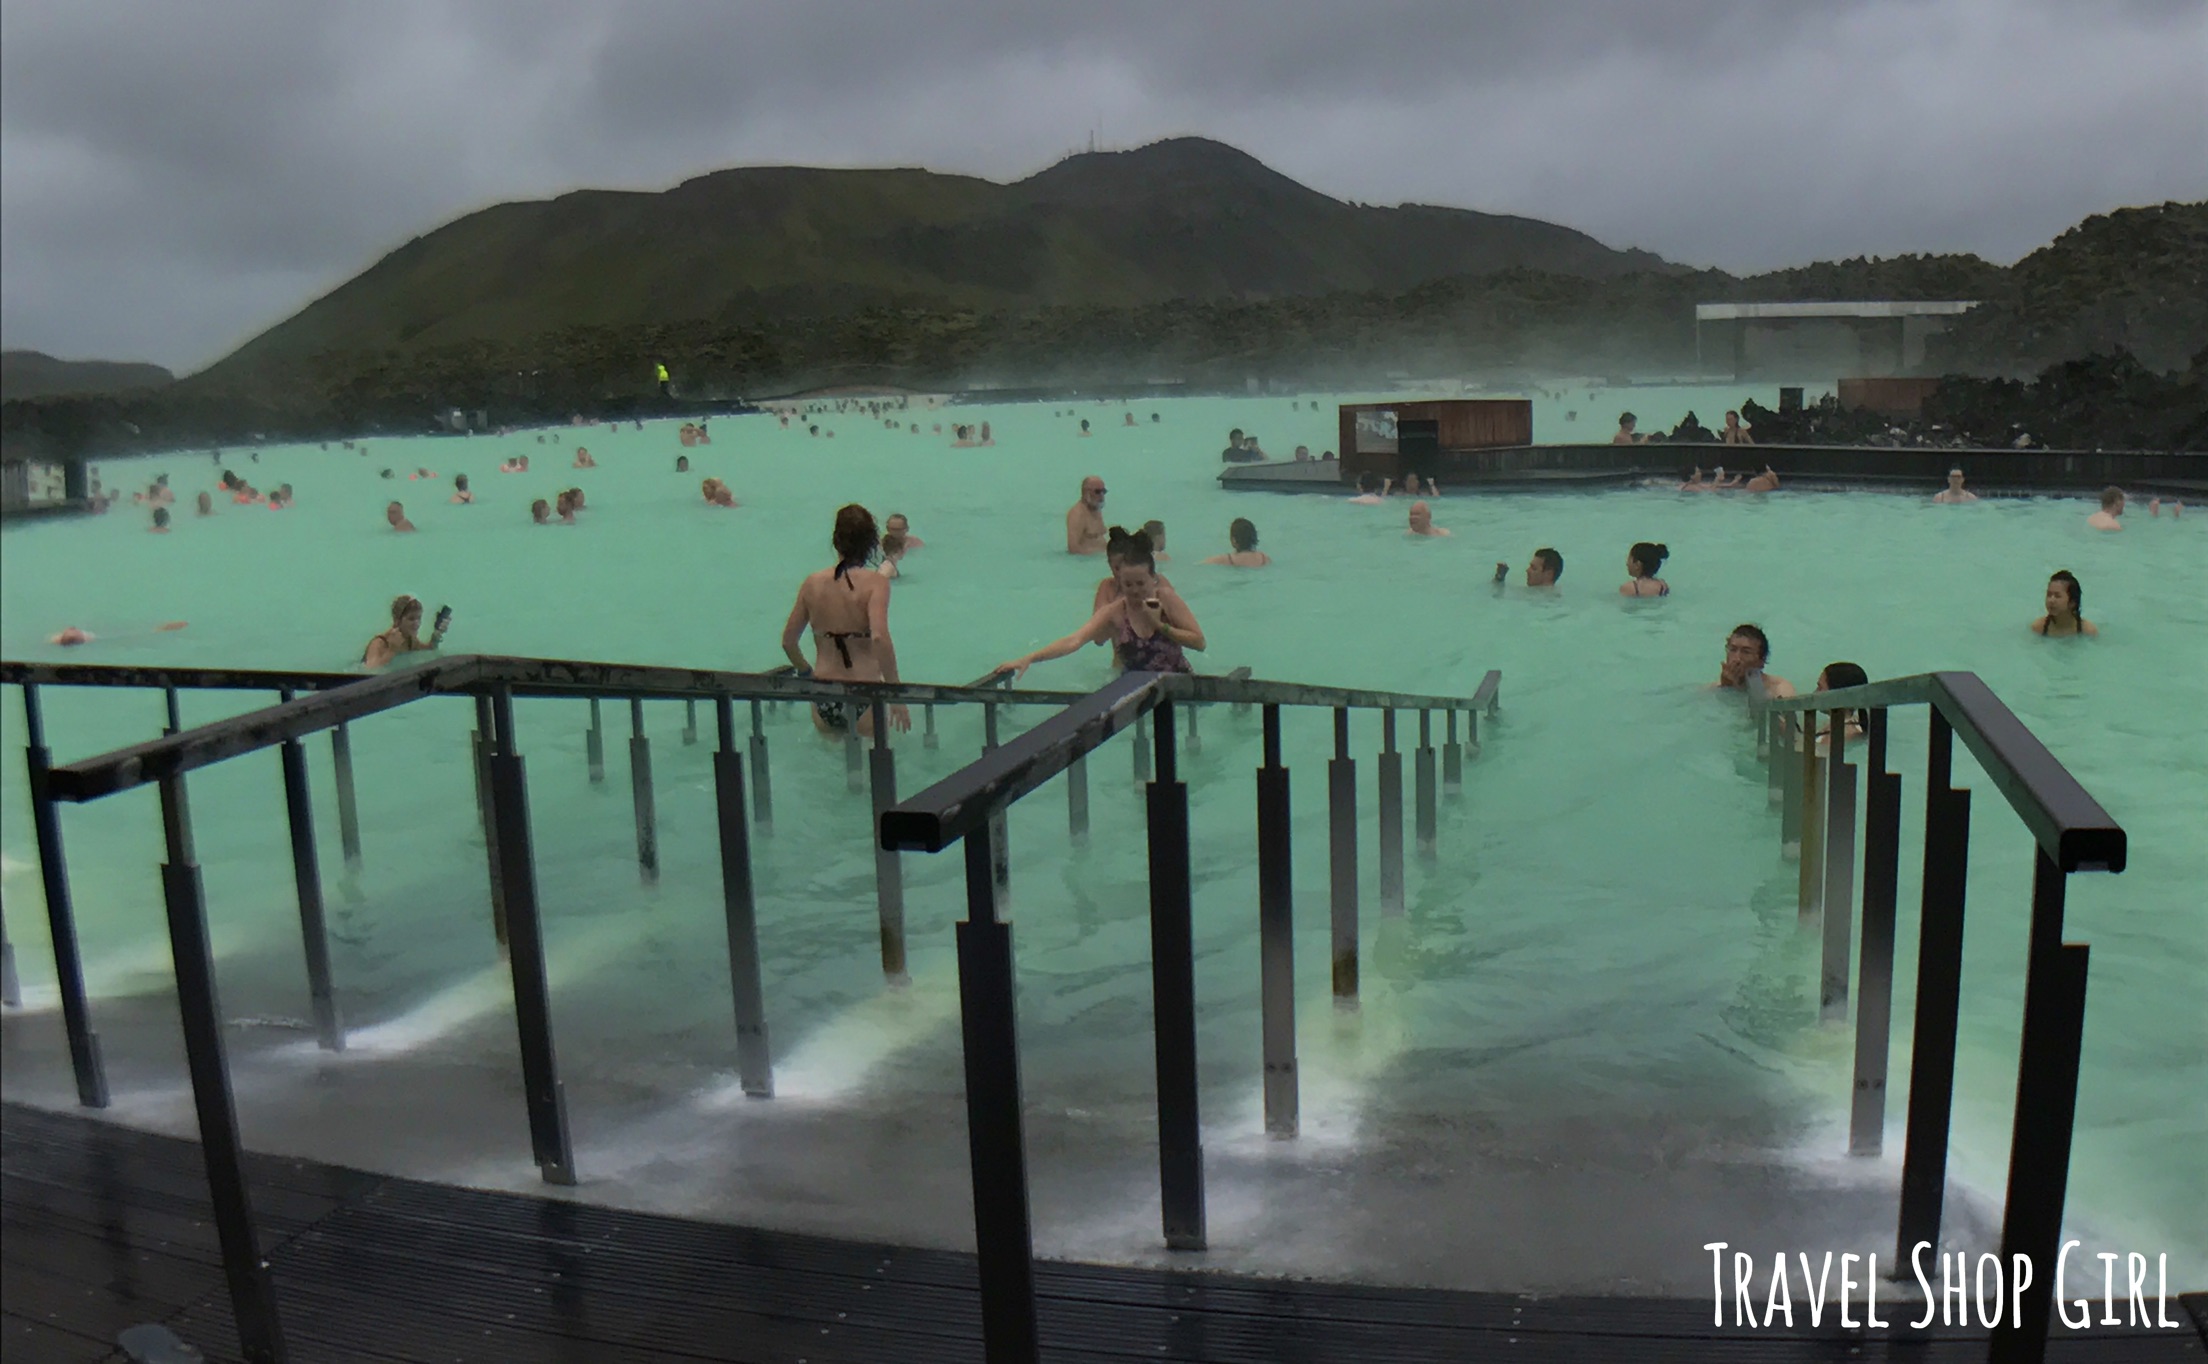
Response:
[1760, 672, 2124, 872]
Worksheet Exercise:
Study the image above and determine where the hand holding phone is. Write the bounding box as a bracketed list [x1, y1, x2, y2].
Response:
[1494, 563, 1509, 583]
[433, 605, 453, 635]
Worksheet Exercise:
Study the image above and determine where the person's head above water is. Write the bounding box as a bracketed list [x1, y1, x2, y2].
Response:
[1142, 519, 1165, 550]
[453, 474, 469, 492]
[1816, 660, 1870, 723]
[385, 501, 405, 524]
[2099, 486, 2125, 513]
[1111, 529, 1159, 581]
[676, 455, 689, 472]
[1080, 476, 1107, 509]
[1228, 517, 1258, 553]
[1407, 500, 1436, 533]
[832, 503, 879, 569]
[1721, 624, 1772, 686]
[151, 506, 170, 530]
[196, 491, 212, 514]
[1524, 547, 1563, 586]
[886, 513, 911, 536]
[2046, 570, 2084, 620]
[1947, 468, 1966, 489]
[389, 595, 424, 631]
[1627, 541, 1668, 578]
[1618, 412, 1637, 432]
[531, 498, 550, 524]
[1228, 428, 1244, 444]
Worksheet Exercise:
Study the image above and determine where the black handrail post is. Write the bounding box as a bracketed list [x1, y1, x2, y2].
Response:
[329, 720, 362, 867]
[1779, 714, 1803, 857]
[1466, 704, 1482, 756]
[713, 697, 773, 1097]
[1896, 708, 1971, 1265]
[585, 697, 605, 783]
[870, 702, 909, 985]
[1256, 704, 1298, 1138]
[1441, 709, 1463, 796]
[748, 699, 774, 833]
[1989, 851, 2090, 1364]
[1821, 708, 1859, 1023]
[1851, 707, 1903, 1155]
[1413, 709, 1437, 861]
[277, 690, 344, 1052]
[486, 686, 578, 1185]
[682, 697, 698, 746]
[1328, 706, 1359, 1007]
[474, 693, 509, 951]
[1147, 697, 1206, 1249]
[628, 698, 659, 882]
[1798, 732, 1824, 921]
[21, 682, 107, 1107]
[163, 683, 183, 735]
[953, 824, 1040, 1364]
[157, 766, 289, 1363]
[1377, 709, 1405, 916]
[984, 701, 1011, 908]
[1066, 752, 1090, 844]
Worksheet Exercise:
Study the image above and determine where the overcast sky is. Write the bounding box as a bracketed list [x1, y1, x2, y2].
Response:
[3, 0, 2202, 373]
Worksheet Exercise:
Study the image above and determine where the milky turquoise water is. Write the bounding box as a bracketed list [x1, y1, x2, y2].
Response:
[1, 386, 2201, 1275]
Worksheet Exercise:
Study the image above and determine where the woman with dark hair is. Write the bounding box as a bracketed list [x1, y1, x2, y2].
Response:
[781, 504, 909, 736]
[1094, 526, 1186, 614]
[1620, 542, 1670, 597]
[1813, 660, 1870, 742]
[1000, 530, 1206, 679]
[2032, 571, 2097, 637]
[1203, 518, 1269, 567]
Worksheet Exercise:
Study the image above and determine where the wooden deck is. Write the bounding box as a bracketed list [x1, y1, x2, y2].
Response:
[4, 1103, 2201, 1363]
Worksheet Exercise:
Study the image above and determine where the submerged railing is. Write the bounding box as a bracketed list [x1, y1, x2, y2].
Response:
[0, 654, 1501, 1364]
[1752, 674, 2123, 1364]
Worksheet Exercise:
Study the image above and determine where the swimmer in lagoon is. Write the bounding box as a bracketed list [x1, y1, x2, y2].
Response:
[1743, 466, 1780, 493]
[451, 474, 473, 504]
[531, 498, 551, 524]
[676, 455, 690, 473]
[1348, 473, 1389, 505]
[574, 446, 596, 468]
[1933, 468, 1978, 504]
[1407, 501, 1449, 537]
[1079, 420, 1090, 437]
[1715, 624, 1794, 697]
[1203, 517, 1269, 567]
[2032, 571, 2097, 637]
[1613, 413, 1645, 446]
[1722, 411, 1754, 445]
[196, 491, 213, 516]
[386, 502, 415, 532]
[780, 504, 909, 738]
[878, 529, 907, 579]
[1094, 526, 1187, 615]
[999, 530, 1203, 680]
[2087, 487, 2125, 530]
[1522, 547, 1563, 588]
[1812, 661, 1870, 744]
[1620, 542, 1669, 596]
[885, 513, 924, 549]
[362, 595, 447, 668]
[1067, 476, 1109, 554]
[1221, 428, 1245, 462]
[1142, 519, 1169, 560]
[149, 507, 170, 533]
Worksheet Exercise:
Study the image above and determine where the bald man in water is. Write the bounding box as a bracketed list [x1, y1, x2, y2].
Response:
[1066, 476, 1108, 554]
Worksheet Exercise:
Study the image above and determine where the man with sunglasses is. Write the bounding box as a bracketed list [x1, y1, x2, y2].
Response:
[1067, 475, 1109, 554]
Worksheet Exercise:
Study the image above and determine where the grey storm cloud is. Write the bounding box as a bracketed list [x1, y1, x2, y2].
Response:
[3, 0, 2202, 372]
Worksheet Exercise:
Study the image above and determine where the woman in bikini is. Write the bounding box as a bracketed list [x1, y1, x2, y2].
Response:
[2031, 570, 2097, 637]
[780, 504, 910, 737]
[1619, 541, 1670, 597]
[999, 530, 1205, 680]
[362, 595, 446, 669]
[1202, 517, 1270, 567]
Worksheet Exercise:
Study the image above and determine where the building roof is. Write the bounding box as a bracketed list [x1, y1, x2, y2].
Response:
[1693, 301, 1978, 321]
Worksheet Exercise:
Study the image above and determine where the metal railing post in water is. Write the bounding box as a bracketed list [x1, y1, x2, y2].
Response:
[1989, 852, 2091, 1364]
[1466, 705, 1482, 756]
[748, 699, 774, 832]
[485, 687, 578, 1186]
[1377, 710, 1406, 916]
[1766, 711, 1784, 808]
[0, 900, 16, 1009]
[984, 701, 1010, 908]
[922, 701, 939, 751]
[870, 702, 909, 985]
[1851, 707, 1903, 1155]
[1820, 709, 1859, 1023]
[1186, 699, 1202, 755]
[156, 767, 289, 1363]
[953, 824, 1040, 1364]
[20, 683, 107, 1107]
[682, 697, 698, 746]
[713, 698, 772, 1097]
[1132, 709, 1153, 784]
[163, 683, 183, 735]
[329, 721, 362, 867]
[1797, 737, 1824, 920]
[585, 697, 605, 783]
[1328, 707, 1360, 1006]
[1147, 698, 1206, 1249]
[1255, 704, 1297, 1139]
[1896, 708, 1971, 1267]
[1413, 710, 1437, 861]
[474, 693, 509, 950]
[1066, 753, 1090, 844]
[1442, 710, 1463, 796]
[1779, 714, 1803, 857]
[844, 715, 865, 794]
[277, 690, 344, 1052]
[628, 698, 659, 883]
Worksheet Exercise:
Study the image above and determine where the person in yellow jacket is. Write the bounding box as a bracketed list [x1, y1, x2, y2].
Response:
[656, 362, 671, 398]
